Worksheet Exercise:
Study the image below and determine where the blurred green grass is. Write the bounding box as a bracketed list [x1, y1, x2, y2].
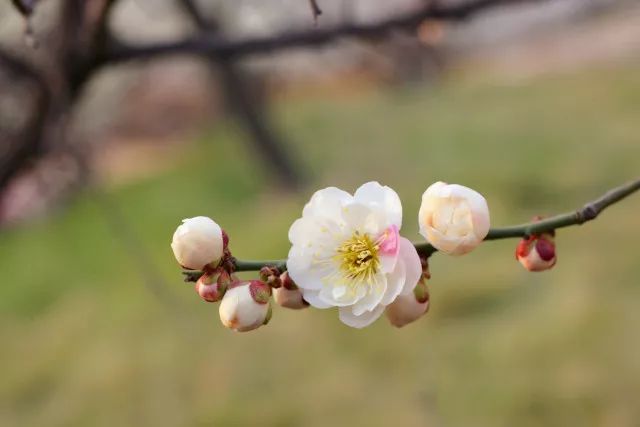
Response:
[1, 64, 639, 427]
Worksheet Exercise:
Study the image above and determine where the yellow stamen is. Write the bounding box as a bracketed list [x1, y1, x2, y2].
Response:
[335, 231, 380, 285]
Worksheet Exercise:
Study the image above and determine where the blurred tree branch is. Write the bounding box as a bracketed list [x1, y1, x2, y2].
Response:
[178, 0, 305, 189]
[308, 0, 323, 23]
[0, 0, 548, 210]
[104, 0, 546, 64]
[10, 0, 40, 17]
[0, 49, 51, 192]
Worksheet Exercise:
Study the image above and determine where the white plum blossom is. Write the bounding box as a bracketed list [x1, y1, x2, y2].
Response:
[171, 216, 225, 270]
[219, 281, 271, 332]
[419, 182, 490, 256]
[287, 181, 423, 328]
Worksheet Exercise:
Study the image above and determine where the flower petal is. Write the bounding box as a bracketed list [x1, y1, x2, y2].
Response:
[339, 305, 385, 328]
[318, 282, 362, 307]
[287, 243, 337, 290]
[303, 187, 352, 219]
[300, 289, 332, 309]
[288, 218, 315, 246]
[448, 186, 490, 240]
[340, 202, 382, 236]
[423, 181, 448, 198]
[379, 256, 405, 305]
[378, 225, 400, 273]
[398, 237, 422, 295]
[422, 226, 463, 255]
[352, 273, 387, 316]
[354, 181, 403, 229]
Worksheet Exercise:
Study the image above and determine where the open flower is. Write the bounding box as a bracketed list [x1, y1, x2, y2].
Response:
[516, 233, 557, 272]
[419, 182, 490, 255]
[171, 216, 225, 270]
[287, 182, 422, 328]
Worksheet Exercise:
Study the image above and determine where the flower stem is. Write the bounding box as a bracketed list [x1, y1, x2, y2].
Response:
[234, 259, 288, 272]
[415, 178, 640, 256]
[183, 178, 640, 274]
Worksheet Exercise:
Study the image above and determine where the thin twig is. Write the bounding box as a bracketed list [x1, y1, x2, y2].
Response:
[309, 0, 323, 24]
[181, 177, 640, 274]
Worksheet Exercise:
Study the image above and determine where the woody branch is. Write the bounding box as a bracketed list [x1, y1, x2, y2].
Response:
[181, 177, 640, 279]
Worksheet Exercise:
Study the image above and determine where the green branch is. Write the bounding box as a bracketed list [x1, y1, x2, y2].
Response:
[234, 259, 288, 273]
[183, 178, 640, 277]
[415, 178, 640, 256]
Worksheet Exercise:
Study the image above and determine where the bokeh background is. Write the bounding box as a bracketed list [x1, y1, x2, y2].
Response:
[1, 0, 639, 426]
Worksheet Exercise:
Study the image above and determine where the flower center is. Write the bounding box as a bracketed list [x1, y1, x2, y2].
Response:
[335, 231, 380, 284]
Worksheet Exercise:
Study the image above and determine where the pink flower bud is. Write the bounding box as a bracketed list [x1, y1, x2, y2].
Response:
[195, 273, 226, 302]
[219, 281, 271, 332]
[385, 281, 430, 328]
[273, 272, 308, 309]
[516, 234, 557, 272]
[171, 216, 225, 270]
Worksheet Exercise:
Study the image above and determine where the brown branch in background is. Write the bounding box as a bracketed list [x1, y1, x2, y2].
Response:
[0, 0, 548, 198]
[0, 0, 121, 199]
[10, 0, 40, 17]
[1, 0, 551, 205]
[105, 0, 546, 64]
[309, 0, 323, 24]
[0, 49, 51, 193]
[178, 0, 305, 190]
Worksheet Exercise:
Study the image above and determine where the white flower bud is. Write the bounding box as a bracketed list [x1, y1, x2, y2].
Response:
[171, 216, 224, 270]
[385, 281, 430, 328]
[219, 281, 271, 332]
[419, 182, 490, 256]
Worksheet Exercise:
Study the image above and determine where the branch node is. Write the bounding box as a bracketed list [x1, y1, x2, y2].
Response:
[580, 204, 599, 222]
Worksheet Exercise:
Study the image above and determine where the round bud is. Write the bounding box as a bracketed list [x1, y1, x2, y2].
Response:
[273, 272, 308, 309]
[516, 234, 557, 272]
[219, 281, 271, 332]
[171, 216, 225, 270]
[195, 273, 225, 302]
[419, 182, 490, 256]
[385, 281, 430, 328]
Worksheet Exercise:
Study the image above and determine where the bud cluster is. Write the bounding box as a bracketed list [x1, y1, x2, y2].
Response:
[171, 216, 309, 333]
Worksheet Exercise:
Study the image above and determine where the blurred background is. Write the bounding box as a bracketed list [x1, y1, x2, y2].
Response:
[1, 0, 639, 426]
